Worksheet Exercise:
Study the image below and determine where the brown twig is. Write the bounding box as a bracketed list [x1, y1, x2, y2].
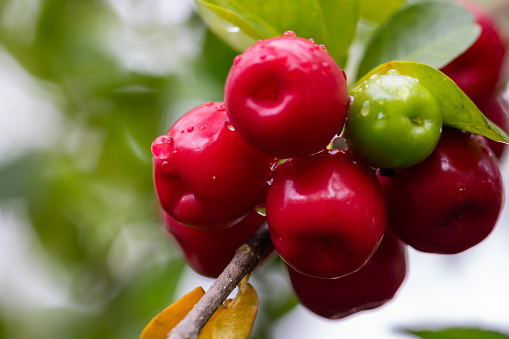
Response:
[167, 223, 272, 339]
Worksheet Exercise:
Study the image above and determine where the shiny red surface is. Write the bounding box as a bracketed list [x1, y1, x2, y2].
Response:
[380, 128, 504, 254]
[164, 211, 270, 278]
[266, 149, 387, 279]
[153, 102, 277, 229]
[288, 229, 407, 320]
[440, 1, 506, 105]
[224, 36, 349, 158]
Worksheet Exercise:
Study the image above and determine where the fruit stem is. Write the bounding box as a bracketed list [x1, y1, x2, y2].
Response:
[167, 224, 272, 339]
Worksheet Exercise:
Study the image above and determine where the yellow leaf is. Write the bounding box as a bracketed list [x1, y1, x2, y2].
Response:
[140, 287, 205, 339]
[199, 276, 258, 339]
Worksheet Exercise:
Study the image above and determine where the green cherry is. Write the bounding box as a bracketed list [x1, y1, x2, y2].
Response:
[344, 73, 442, 169]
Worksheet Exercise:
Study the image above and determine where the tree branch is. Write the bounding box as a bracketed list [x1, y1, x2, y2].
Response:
[168, 223, 272, 339]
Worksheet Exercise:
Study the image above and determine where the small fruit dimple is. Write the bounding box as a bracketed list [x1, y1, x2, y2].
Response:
[215, 104, 226, 111]
[187, 126, 194, 133]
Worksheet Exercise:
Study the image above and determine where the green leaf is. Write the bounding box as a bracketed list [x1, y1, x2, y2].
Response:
[357, 0, 480, 79]
[360, 0, 405, 24]
[354, 61, 509, 143]
[194, 0, 359, 68]
[407, 328, 509, 339]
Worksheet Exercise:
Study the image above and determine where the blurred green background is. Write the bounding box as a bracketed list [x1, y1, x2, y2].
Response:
[1, 1, 509, 339]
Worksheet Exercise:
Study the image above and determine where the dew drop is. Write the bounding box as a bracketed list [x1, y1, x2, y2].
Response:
[233, 55, 242, 65]
[309, 38, 315, 44]
[375, 79, 382, 85]
[187, 126, 194, 133]
[200, 125, 206, 130]
[215, 104, 226, 111]
[387, 69, 400, 75]
[151, 135, 174, 159]
[311, 64, 319, 71]
[322, 62, 331, 72]
[170, 150, 178, 158]
[225, 119, 235, 131]
[162, 161, 170, 171]
[283, 30, 297, 38]
[341, 69, 347, 81]
[361, 101, 371, 117]
[318, 44, 327, 52]
[205, 101, 213, 106]
[369, 73, 379, 80]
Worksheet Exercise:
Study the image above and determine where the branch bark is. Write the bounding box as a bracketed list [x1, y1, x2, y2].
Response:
[167, 223, 272, 339]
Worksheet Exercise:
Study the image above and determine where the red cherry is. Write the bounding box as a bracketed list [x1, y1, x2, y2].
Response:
[266, 149, 387, 278]
[477, 94, 509, 159]
[224, 36, 349, 158]
[440, 1, 506, 105]
[380, 128, 504, 254]
[153, 102, 277, 229]
[163, 211, 271, 278]
[288, 229, 407, 320]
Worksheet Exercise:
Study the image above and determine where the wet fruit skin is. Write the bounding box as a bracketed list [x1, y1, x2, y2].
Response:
[344, 73, 443, 169]
[266, 149, 387, 279]
[287, 228, 407, 320]
[163, 211, 271, 278]
[379, 128, 504, 254]
[440, 1, 506, 106]
[152, 102, 277, 230]
[224, 36, 349, 159]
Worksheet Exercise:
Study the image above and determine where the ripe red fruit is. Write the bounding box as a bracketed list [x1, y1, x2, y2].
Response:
[163, 211, 270, 278]
[380, 128, 504, 254]
[477, 94, 509, 159]
[224, 36, 349, 158]
[288, 229, 407, 320]
[440, 1, 506, 105]
[152, 102, 277, 230]
[266, 149, 387, 279]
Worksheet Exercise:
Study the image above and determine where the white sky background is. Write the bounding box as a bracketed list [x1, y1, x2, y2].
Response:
[1, 0, 509, 338]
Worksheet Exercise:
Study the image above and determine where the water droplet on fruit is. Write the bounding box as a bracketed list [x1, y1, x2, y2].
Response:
[311, 64, 319, 71]
[283, 31, 297, 37]
[341, 69, 347, 81]
[361, 101, 371, 116]
[255, 206, 267, 216]
[456, 187, 466, 201]
[162, 161, 170, 171]
[375, 79, 382, 85]
[369, 73, 379, 80]
[318, 44, 327, 52]
[233, 55, 242, 65]
[151, 135, 174, 159]
[205, 101, 213, 106]
[200, 125, 206, 130]
[387, 69, 400, 75]
[322, 62, 331, 72]
[225, 119, 235, 131]
[187, 126, 194, 133]
[170, 150, 178, 158]
[215, 104, 226, 111]
[309, 38, 315, 44]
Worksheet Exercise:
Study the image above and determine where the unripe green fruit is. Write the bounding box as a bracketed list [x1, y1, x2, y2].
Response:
[344, 73, 442, 169]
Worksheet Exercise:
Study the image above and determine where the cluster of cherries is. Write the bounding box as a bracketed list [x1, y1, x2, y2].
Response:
[152, 1, 507, 320]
